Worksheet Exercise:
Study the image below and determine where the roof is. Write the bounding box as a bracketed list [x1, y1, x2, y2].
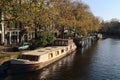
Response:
[22, 46, 66, 56]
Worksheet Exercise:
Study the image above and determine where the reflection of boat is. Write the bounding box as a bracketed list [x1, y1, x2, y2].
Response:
[1, 39, 76, 74]
[36, 52, 76, 80]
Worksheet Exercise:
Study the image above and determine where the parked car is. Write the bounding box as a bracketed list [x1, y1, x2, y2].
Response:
[18, 42, 30, 50]
[13, 42, 30, 51]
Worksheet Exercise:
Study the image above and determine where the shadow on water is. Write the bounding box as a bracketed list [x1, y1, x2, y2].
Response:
[1, 41, 99, 80]
[68, 41, 99, 80]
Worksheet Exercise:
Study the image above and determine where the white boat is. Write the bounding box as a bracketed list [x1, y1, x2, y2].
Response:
[1, 39, 76, 74]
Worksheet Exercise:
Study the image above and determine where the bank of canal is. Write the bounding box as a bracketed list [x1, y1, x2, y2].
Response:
[1, 38, 120, 80]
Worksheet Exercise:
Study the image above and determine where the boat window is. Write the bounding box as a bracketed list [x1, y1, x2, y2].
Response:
[66, 48, 68, 51]
[70, 45, 72, 49]
[38, 50, 44, 52]
[55, 51, 59, 56]
[17, 55, 39, 61]
[48, 53, 53, 59]
[61, 49, 64, 53]
[46, 48, 51, 50]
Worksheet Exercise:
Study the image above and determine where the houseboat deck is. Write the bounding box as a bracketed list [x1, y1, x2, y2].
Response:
[22, 46, 66, 56]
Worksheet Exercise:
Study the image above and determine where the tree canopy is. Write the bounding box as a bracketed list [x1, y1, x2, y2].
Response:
[100, 19, 120, 36]
[0, 0, 101, 37]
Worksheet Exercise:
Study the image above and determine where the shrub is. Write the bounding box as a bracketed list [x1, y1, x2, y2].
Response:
[30, 31, 56, 47]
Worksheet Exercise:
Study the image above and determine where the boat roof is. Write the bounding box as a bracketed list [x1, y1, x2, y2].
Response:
[22, 46, 67, 56]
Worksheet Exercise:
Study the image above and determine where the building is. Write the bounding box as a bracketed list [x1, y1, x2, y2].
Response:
[4, 28, 20, 45]
[0, 22, 35, 45]
[0, 27, 35, 45]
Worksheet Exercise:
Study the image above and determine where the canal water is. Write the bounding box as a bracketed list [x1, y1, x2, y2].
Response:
[1, 38, 120, 80]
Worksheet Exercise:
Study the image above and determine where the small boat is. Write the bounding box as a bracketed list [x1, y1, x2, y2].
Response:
[97, 33, 103, 39]
[0, 39, 76, 74]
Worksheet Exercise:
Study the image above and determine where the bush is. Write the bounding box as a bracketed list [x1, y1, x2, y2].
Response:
[30, 31, 56, 47]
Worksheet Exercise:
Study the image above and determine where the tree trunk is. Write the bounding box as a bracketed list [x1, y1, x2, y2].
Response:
[61, 26, 65, 38]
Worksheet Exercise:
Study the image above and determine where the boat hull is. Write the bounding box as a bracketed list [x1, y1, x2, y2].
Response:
[8, 50, 76, 74]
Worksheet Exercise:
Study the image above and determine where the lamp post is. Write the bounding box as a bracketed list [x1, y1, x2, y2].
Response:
[1, 12, 5, 45]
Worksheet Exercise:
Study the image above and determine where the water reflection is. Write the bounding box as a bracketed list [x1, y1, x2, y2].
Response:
[87, 38, 120, 80]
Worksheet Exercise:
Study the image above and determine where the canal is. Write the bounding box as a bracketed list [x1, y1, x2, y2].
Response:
[1, 38, 120, 80]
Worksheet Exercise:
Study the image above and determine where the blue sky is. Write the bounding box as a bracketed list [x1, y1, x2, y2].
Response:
[77, 0, 120, 21]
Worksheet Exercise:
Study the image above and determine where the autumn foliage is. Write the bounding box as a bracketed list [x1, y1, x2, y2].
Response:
[0, 0, 101, 37]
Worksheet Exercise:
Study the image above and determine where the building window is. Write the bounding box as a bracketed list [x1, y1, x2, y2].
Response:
[0, 26, 2, 30]
[7, 32, 10, 35]
[12, 32, 14, 34]
[15, 32, 17, 34]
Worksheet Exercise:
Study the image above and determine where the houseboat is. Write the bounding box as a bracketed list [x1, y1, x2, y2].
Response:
[0, 39, 76, 74]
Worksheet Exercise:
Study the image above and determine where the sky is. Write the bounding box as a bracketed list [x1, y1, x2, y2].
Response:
[77, 0, 120, 21]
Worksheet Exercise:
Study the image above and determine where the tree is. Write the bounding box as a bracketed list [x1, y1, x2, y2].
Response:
[32, 31, 56, 47]
[101, 18, 120, 36]
[0, 0, 101, 41]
